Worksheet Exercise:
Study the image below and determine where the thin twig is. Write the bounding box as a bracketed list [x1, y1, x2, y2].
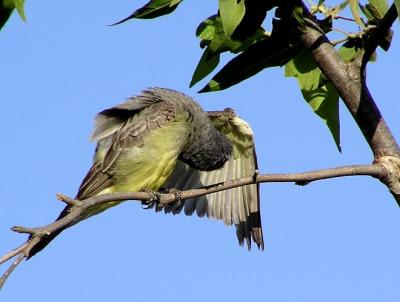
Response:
[0, 242, 29, 265]
[0, 254, 25, 288]
[334, 15, 355, 22]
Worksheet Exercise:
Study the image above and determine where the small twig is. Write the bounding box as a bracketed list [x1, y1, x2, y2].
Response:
[332, 24, 377, 40]
[332, 27, 357, 37]
[56, 193, 81, 206]
[334, 15, 355, 22]
[0, 242, 29, 265]
[0, 254, 25, 288]
[10, 226, 38, 235]
[331, 37, 349, 46]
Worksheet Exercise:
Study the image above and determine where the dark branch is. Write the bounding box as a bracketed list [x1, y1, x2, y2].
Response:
[362, 4, 398, 66]
[281, 0, 400, 204]
[283, 0, 400, 158]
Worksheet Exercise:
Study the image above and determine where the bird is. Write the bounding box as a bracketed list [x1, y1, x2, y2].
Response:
[28, 87, 263, 257]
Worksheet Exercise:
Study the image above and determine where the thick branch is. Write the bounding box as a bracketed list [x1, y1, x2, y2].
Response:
[286, 1, 400, 158]
[0, 164, 387, 288]
[282, 0, 400, 203]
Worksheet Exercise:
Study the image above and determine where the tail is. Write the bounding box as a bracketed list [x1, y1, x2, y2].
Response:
[236, 209, 264, 251]
[27, 206, 71, 259]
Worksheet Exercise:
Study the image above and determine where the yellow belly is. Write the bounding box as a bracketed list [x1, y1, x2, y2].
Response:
[81, 116, 190, 219]
[112, 117, 189, 192]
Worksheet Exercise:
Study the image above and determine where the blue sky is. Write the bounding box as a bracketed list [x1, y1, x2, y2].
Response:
[1, 1, 399, 301]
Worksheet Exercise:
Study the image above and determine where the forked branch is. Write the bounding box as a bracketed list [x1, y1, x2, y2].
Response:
[282, 0, 400, 202]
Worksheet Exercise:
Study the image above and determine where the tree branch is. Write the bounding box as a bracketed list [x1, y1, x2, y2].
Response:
[282, 0, 400, 203]
[284, 0, 400, 158]
[0, 164, 387, 288]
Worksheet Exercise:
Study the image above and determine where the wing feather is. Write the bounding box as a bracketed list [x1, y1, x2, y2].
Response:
[77, 93, 176, 200]
[91, 91, 162, 142]
[165, 110, 264, 250]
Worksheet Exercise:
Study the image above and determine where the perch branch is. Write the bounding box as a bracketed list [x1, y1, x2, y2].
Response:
[0, 163, 388, 288]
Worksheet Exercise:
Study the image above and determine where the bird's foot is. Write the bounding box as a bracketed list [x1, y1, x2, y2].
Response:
[142, 189, 162, 209]
[142, 188, 183, 211]
[162, 187, 183, 212]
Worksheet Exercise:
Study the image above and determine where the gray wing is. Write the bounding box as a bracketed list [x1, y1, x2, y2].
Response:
[165, 109, 264, 250]
[77, 89, 175, 199]
[91, 89, 164, 142]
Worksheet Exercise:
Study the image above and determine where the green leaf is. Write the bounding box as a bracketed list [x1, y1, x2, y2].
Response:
[196, 15, 235, 53]
[196, 16, 218, 42]
[190, 48, 220, 87]
[209, 16, 229, 52]
[0, 0, 15, 30]
[13, 0, 25, 21]
[302, 82, 340, 151]
[196, 14, 266, 55]
[230, 0, 268, 41]
[113, 0, 182, 24]
[360, 0, 389, 21]
[285, 50, 341, 151]
[199, 17, 301, 92]
[394, 0, 400, 21]
[365, 3, 384, 19]
[338, 39, 362, 62]
[360, 4, 374, 21]
[0, 0, 25, 29]
[292, 4, 305, 28]
[219, 0, 245, 39]
[285, 53, 320, 91]
[349, 0, 364, 26]
[338, 0, 349, 10]
[368, 0, 388, 18]
[193, 24, 267, 88]
[200, 38, 302, 92]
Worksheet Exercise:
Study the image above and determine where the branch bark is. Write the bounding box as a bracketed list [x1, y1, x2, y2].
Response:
[282, 0, 400, 201]
[0, 164, 387, 288]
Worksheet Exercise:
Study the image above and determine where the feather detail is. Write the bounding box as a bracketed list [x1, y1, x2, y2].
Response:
[165, 110, 264, 250]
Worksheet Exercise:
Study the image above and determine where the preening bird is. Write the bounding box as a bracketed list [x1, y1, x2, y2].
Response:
[28, 88, 263, 257]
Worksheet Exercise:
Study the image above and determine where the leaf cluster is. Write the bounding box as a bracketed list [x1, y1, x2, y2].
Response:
[112, 0, 397, 151]
[2, 0, 398, 151]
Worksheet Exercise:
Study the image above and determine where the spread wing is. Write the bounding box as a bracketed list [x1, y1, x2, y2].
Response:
[165, 109, 264, 250]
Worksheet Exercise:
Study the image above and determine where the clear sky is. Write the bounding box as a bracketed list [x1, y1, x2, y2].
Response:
[1, 1, 399, 301]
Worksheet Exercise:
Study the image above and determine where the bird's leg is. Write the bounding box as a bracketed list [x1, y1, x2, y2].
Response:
[142, 189, 162, 209]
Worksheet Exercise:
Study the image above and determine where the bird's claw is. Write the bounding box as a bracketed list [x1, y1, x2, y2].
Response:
[142, 189, 161, 209]
[142, 188, 183, 211]
[163, 188, 183, 212]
